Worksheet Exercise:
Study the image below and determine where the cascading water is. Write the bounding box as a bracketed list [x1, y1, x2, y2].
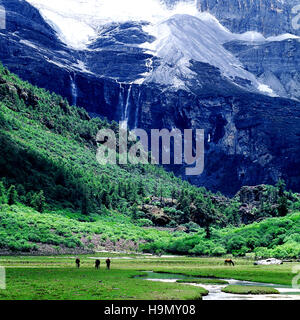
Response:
[124, 84, 132, 124]
[70, 74, 78, 106]
[118, 82, 125, 119]
[134, 89, 142, 129]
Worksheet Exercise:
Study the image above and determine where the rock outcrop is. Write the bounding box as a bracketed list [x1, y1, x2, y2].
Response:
[198, 0, 300, 37]
[224, 39, 300, 101]
[140, 204, 172, 226]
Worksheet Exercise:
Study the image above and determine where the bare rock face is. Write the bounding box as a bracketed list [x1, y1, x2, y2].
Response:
[235, 185, 282, 223]
[254, 258, 283, 265]
[198, 0, 300, 37]
[224, 39, 300, 101]
[140, 204, 172, 226]
[237, 185, 270, 204]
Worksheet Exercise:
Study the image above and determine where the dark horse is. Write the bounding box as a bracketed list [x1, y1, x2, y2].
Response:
[75, 258, 80, 268]
[106, 258, 111, 270]
[224, 259, 235, 266]
[95, 259, 101, 270]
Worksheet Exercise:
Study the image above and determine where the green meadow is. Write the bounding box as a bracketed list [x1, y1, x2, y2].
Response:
[0, 256, 298, 300]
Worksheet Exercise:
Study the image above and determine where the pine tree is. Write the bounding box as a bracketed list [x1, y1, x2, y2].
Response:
[30, 190, 46, 213]
[110, 187, 119, 208]
[159, 185, 164, 202]
[102, 191, 112, 209]
[137, 179, 146, 197]
[16, 184, 26, 199]
[193, 196, 216, 239]
[0, 181, 7, 204]
[171, 187, 178, 203]
[37, 190, 45, 213]
[26, 191, 35, 206]
[131, 203, 139, 220]
[8, 185, 18, 205]
[177, 189, 191, 217]
[278, 195, 288, 217]
[153, 183, 158, 197]
[276, 179, 286, 197]
[275, 180, 288, 217]
[81, 195, 89, 215]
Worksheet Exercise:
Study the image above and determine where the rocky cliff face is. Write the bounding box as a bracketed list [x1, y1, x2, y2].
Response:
[130, 64, 300, 195]
[224, 39, 300, 101]
[198, 0, 300, 36]
[1, 0, 300, 195]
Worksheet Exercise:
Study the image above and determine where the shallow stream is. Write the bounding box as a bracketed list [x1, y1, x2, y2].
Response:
[136, 271, 300, 300]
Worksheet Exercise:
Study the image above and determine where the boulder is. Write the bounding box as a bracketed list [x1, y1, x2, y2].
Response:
[175, 226, 188, 232]
[140, 204, 171, 226]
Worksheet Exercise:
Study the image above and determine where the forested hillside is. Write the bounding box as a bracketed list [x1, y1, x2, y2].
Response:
[0, 62, 299, 258]
[0, 61, 238, 227]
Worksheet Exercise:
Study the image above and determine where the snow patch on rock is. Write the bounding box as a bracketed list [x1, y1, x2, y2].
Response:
[25, 0, 298, 95]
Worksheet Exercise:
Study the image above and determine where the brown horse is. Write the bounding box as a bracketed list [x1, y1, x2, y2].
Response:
[224, 259, 235, 266]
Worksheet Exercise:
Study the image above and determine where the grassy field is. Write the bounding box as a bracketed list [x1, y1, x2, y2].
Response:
[0, 268, 209, 300]
[0, 256, 298, 300]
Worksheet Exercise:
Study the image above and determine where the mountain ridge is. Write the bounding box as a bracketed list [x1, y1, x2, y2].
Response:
[1, 0, 300, 195]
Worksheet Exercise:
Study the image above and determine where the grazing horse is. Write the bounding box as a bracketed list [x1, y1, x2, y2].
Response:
[75, 258, 80, 268]
[224, 259, 235, 266]
[95, 259, 101, 270]
[106, 258, 111, 270]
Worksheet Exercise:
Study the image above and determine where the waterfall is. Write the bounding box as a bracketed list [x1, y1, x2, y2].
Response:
[124, 84, 132, 123]
[117, 82, 124, 109]
[134, 89, 142, 129]
[117, 82, 133, 129]
[118, 82, 128, 129]
[70, 74, 78, 106]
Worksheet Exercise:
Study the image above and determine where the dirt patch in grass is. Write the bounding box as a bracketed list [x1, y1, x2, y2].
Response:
[80, 235, 140, 253]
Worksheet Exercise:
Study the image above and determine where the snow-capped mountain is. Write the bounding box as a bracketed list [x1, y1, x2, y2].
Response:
[1, 0, 300, 195]
[22, 0, 299, 96]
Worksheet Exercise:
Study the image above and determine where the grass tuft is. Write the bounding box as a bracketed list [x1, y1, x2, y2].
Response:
[221, 285, 279, 295]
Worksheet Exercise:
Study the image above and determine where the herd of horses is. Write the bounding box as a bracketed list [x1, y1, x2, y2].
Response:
[75, 258, 111, 269]
[74, 258, 235, 269]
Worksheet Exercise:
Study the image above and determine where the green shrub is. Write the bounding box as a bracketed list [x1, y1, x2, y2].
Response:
[211, 246, 226, 256]
[136, 219, 154, 227]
